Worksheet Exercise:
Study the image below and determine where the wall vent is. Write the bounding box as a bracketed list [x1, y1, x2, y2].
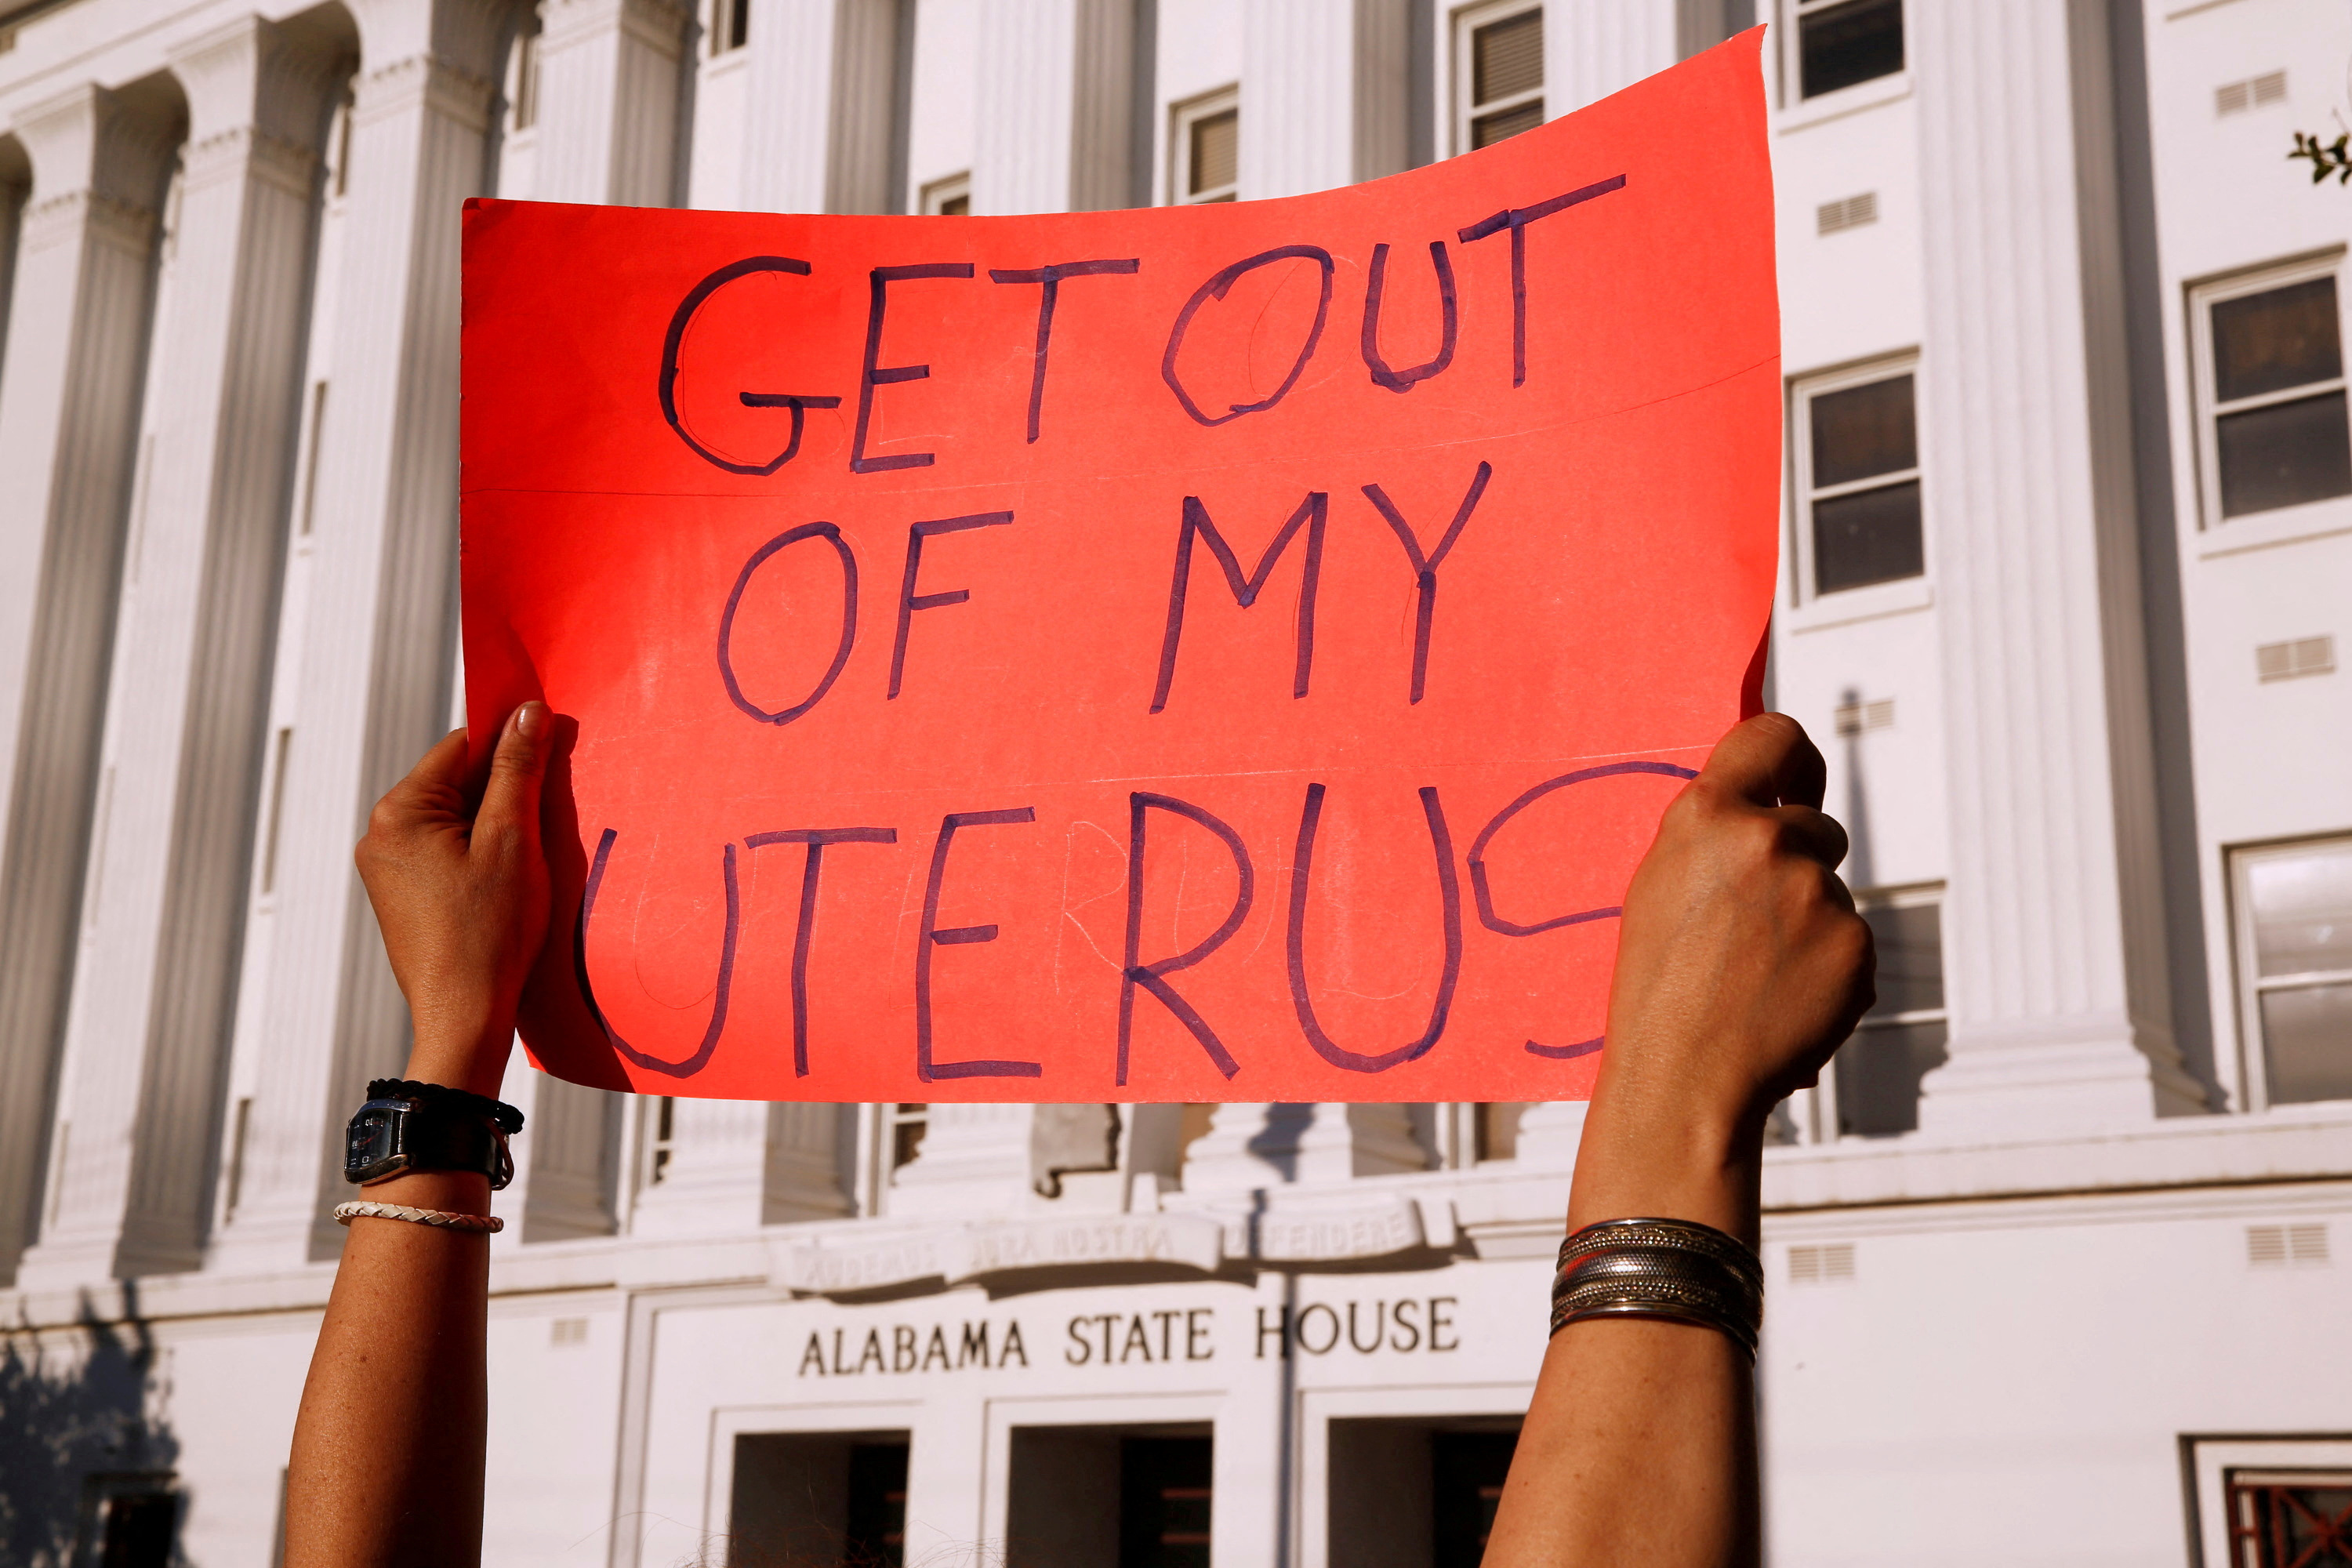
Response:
[1789, 1243, 1857, 1283]
[2256, 635, 2335, 682]
[1817, 191, 1878, 235]
[1834, 697, 1894, 736]
[550, 1317, 590, 1346]
[2216, 71, 2288, 115]
[2247, 1223, 2328, 1268]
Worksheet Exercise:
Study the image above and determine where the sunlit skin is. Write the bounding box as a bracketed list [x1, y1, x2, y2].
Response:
[284, 706, 1869, 1568]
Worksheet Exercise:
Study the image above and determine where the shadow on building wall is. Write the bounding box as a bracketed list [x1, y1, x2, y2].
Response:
[0, 1286, 185, 1567]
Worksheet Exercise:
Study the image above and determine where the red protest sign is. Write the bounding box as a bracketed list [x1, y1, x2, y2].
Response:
[460, 33, 1777, 1105]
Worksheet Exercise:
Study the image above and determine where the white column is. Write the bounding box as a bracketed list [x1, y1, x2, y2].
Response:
[208, 0, 514, 1272]
[0, 84, 176, 1285]
[511, 1068, 622, 1240]
[533, 0, 688, 206]
[971, 0, 1131, 214]
[887, 1103, 1034, 1214]
[1511, 1098, 1588, 1171]
[1178, 1103, 1424, 1196]
[15, 20, 339, 1288]
[1544, 0, 1675, 118]
[1911, 0, 2205, 1136]
[629, 1098, 768, 1234]
[739, 0, 900, 214]
[1240, 0, 1406, 200]
[762, 1102, 854, 1222]
[510, 0, 690, 1229]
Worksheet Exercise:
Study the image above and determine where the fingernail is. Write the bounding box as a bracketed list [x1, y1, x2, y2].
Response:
[513, 701, 546, 739]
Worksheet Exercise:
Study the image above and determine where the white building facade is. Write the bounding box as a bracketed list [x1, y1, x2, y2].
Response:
[0, 0, 2347, 1563]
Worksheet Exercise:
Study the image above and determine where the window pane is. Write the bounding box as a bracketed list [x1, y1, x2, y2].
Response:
[846, 1443, 909, 1566]
[891, 1105, 927, 1168]
[2260, 982, 2352, 1105]
[1472, 101, 1545, 148]
[2246, 840, 2352, 978]
[1812, 479, 1923, 593]
[2218, 390, 2352, 517]
[1809, 374, 1916, 488]
[937, 194, 969, 216]
[1121, 1437, 1213, 1568]
[1189, 109, 1237, 196]
[1799, 0, 1904, 99]
[1835, 1019, 1947, 1136]
[2231, 1475, 2352, 1568]
[2212, 277, 2343, 403]
[1861, 901, 1943, 1015]
[1474, 11, 1544, 106]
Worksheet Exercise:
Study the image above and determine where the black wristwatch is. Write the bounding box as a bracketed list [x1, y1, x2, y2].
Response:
[343, 1079, 523, 1189]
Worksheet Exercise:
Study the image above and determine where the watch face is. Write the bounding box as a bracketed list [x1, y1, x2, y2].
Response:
[345, 1104, 405, 1182]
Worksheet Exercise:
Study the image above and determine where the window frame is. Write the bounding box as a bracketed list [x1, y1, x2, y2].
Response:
[1773, 882, 1945, 1144]
[919, 172, 971, 216]
[2227, 832, 2352, 1113]
[2188, 250, 2352, 539]
[709, 0, 748, 55]
[506, 4, 544, 132]
[1777, 0, 1907, 115]
[2183, 1438, 2352, 1568]
[1787, 350, 1930, 615]
[1168, 87, 1240, 205]
[1451, 0, 1545, 158]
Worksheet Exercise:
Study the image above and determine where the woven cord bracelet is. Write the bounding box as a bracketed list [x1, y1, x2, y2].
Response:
[333, 1201, 503, 1234]
[1549, 1216, 1762, 1359]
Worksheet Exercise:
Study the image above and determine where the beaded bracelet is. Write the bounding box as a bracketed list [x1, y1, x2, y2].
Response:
[1549, 1217, 1763, 1360]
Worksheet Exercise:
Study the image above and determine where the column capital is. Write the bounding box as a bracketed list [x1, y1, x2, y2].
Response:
[344, 0, 514, 85]
[169, 14, 346, 146]
[540, 0, 690, 55]
[12, 82, 176, 249]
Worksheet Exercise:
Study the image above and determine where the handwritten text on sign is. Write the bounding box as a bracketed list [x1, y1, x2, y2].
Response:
[459, 35, 1777, 1103]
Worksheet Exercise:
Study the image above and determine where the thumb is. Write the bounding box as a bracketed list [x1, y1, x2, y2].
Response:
[473, 701, 549, 858]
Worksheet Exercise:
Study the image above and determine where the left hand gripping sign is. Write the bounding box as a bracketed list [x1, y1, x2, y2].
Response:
[460, 33, 1778, 1104]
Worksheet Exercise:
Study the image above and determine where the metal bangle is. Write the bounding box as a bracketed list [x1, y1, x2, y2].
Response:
[332, 1200, 503, 1234]
[1557, 1217, 1762, 1290]
[1548, 1216, 1763, 1359]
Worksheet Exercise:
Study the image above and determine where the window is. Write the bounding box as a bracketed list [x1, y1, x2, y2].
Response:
[710, 0, 748, 53]
[887, 1103, 927, 1170]
[1472, 1102, 1526, 1161]
[2227, 1471, 2352, 1568]
[509, 7, 543, 130]
[1788, 0, 1903, 100]
[78, 1474, 179, 1568]
[1794, 360, 1924, 598]
[920, 172, 970, 216]
[1833, 890, 1947, 1136]
[1171, 89, 1238, 205]
[1453, 3, 1543, 154]
[2195, 262, 2352, 524]
[643, 1096, 677, 1185]
[2231, 836, 2352, 1109]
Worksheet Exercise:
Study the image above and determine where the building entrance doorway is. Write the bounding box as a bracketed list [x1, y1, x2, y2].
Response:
[728, 1429, 909, 1566]
[1327, 1415, 1522, 1568]
[1005, 1424, 1212, 1568]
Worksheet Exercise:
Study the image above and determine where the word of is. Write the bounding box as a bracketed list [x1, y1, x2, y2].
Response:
[797, 1319, 1030, 1377]
[1256, 1298, 1461, 1359]
[1063, 1309, 1218, 1366]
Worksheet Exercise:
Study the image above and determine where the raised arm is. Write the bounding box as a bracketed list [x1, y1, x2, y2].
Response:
[1484, 713, 1875, 1568]
[283, 702, 551, 1568]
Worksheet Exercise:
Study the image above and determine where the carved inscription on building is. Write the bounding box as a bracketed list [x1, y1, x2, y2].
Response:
[797, 1318, 1029, 1377]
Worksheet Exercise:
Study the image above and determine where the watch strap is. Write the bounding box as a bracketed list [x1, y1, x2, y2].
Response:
[365, 1078, 524, 1135]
